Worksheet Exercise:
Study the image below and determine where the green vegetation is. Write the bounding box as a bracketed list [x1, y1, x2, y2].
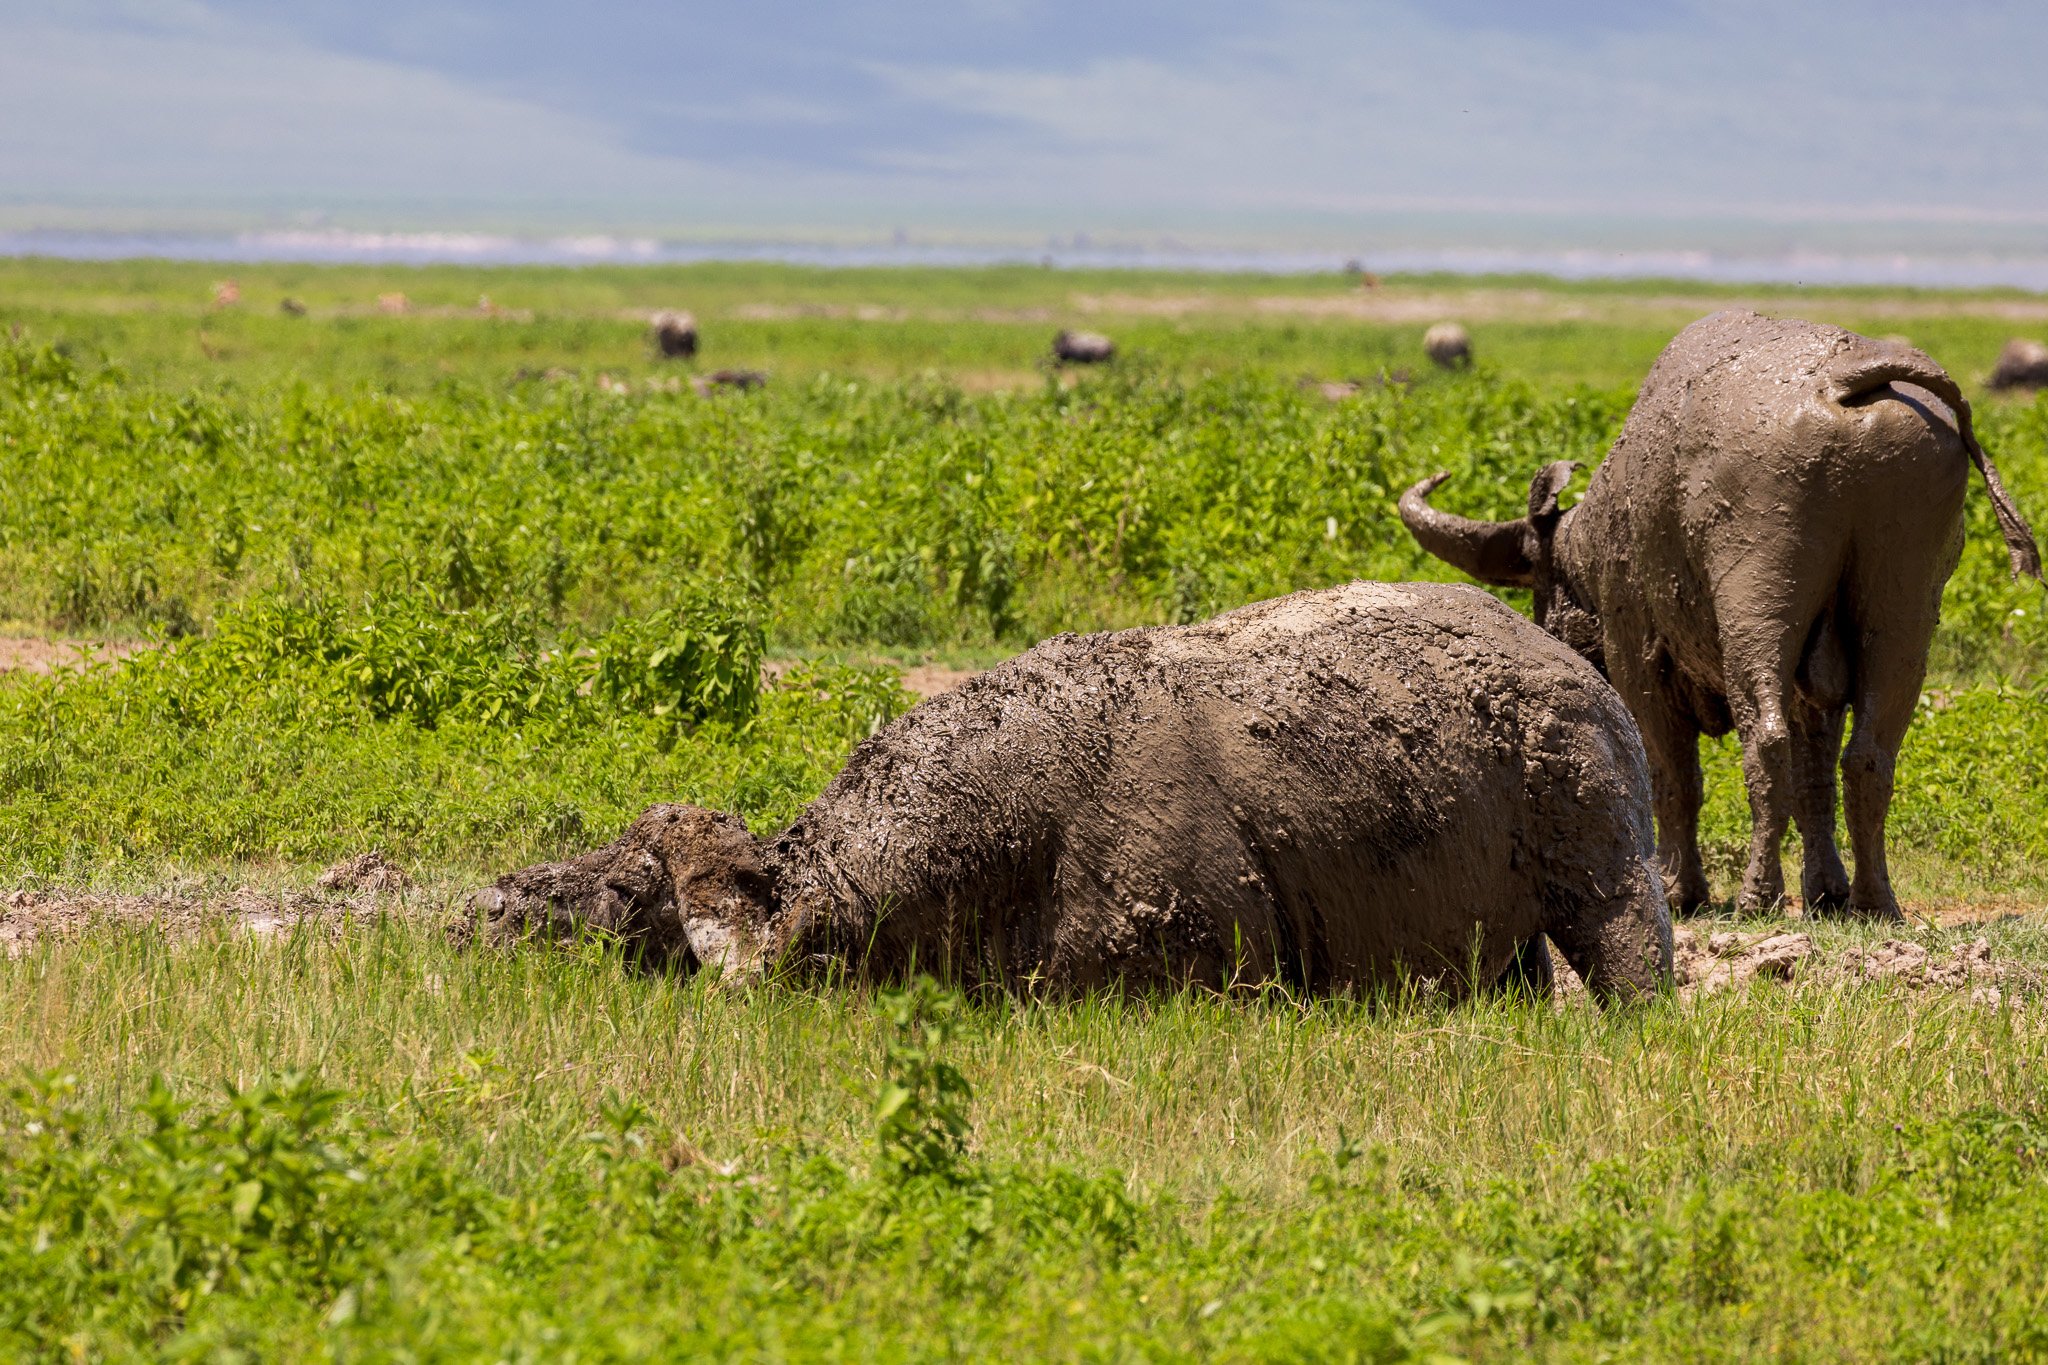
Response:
[2, 260, 2047, 1358]
[1, 288, 2042, 893]
[5, 255, 2046, 390]
[10, 924, 2048, 1359]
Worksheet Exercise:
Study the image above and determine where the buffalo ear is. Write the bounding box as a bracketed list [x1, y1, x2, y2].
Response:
[1526, 461, 1580, 532]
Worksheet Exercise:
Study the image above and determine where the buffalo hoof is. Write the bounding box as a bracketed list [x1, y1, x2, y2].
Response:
[1846, 896, 1906, 923]
[1800, 891, 1855, 919]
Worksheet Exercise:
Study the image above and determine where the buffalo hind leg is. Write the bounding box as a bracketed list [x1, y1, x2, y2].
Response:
[1546, 864, 1673, 1005]
[1625, 683, 1712, 914]
[1842, 639, 1924, 922]
[1788, 697, 1852, 915]
[1722, 628, 1812, 916]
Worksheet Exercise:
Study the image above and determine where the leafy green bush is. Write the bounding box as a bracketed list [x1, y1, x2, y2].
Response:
[874, 979, 976, 1182]
[0, 583, 903, 877]
[6, 326, 2040, 672]
[132, 581, 762, 733]
[589, 575, 765, 729]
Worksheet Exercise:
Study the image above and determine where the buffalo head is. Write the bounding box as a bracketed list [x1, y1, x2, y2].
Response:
[470, 803, 781, 977]
[1398, 461, 1605, 671]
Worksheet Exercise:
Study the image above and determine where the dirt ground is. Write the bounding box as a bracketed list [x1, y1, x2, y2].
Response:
[896, 662, 978, 699]
[695, 289, 2048, 328]
[0, 636, 146, 673]
[761, 657, 978, 700]
[0, 870, 414, 960]
[5, 638, 981, 700]
[7, 878, 2042, 1004]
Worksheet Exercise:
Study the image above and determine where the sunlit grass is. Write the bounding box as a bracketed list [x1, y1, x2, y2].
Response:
[7, 919, 2048, 1357]
[4, 259, 2048, 1357]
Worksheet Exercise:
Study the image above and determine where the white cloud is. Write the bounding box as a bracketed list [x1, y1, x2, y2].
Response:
[0, 0, 2044, 232]
[865, 0, 2048, 220]
[0, 5, 718, 201]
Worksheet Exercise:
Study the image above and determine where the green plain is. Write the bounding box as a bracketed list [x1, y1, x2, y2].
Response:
[3, 260, 2047, 1360]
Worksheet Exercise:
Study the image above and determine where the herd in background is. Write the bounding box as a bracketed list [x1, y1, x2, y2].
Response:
[207, 272, 2048, 396]
[635, 306, 2048, 400]
[1991, 337, 2048, 392]
[642, 311, 1132, 385]
[637, 305, 1461, 392]
[631, 298, 1478, 385]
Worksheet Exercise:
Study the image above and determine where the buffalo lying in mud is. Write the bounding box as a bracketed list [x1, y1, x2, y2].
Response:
[475, 583, 1672, 1003]
[1401, 310, 2043, 919]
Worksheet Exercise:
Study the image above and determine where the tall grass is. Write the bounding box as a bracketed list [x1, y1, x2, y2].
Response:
[6, 919, 2048, 1358]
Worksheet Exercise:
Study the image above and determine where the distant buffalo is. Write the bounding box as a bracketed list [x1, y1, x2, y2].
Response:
[1424, 322, 1472, 369]
[691, 368, 766, 395]
[652, 310, 699, 359]
[1053, 329, 1115, 364]
[1989, 338, 2048, 392]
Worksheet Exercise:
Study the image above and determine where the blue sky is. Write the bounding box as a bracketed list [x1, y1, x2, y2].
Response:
[3, 1, 2046, 235]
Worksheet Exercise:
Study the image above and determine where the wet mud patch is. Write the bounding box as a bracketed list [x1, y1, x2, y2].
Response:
[1672, 923, 2046, 1001]
[1550, 921, 2047, 1004]
[315, 851, 415, 893]
[0, 855, 424, 959]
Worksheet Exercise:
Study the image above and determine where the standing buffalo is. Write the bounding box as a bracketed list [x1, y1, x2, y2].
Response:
[1401, 311, 2042, 919]
[1424, 322, 1473, 369]
[476, 582, 1671, 1003]
[1053, 329, 1115, 363]
[651, 310, 699, 359]
[1989, 338, 2048, 393]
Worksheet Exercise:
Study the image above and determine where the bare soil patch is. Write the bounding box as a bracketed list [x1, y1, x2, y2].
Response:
[951, 369, 1045, 395]
[0, 636, 146, 674]
[1548, 917, 2044, 1002]
[695, 287, 2048, 338]
[0, 876, 421, 959]
[765, 659, 981, 701]
[1660, 922, 2043, 1001]
[1912, 896, 2046, 928]
[726, 302, 909, 323]
[898, 663, 979, 699]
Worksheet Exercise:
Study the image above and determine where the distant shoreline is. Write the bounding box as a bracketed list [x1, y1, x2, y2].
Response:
[7, 228, 2048, 293]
